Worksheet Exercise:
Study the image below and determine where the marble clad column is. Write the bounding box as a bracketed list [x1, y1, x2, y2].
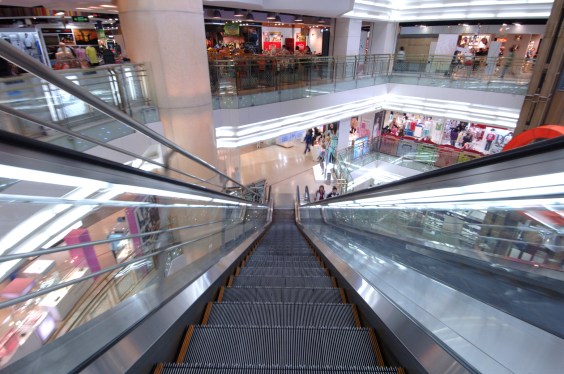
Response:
[117, 0, 219, 182]
[368, 22, 398, 55]
[333, 18, 363, 56]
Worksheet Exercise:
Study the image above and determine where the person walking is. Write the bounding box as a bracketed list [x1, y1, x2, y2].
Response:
[304, 129, 313, 154]
[500, 47, 515, 79]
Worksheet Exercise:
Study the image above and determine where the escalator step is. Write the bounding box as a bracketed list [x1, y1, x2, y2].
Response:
[156, 363, 402, 373]
[179, 326, 383, 366]
[249, 255, 319, 262]
[231, 275, 334, 288]
[238, 267, 328, 277]
[205, 302, 359, 327]
[244, 260, 322, 268]
[219, 287, 345, 304]
[252, 249, 314, 255]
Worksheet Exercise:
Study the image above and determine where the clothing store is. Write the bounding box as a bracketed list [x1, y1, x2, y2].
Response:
[383, 111, 514, 155]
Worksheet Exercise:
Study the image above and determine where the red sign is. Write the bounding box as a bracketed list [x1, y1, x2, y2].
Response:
[263, 41, 281, 51]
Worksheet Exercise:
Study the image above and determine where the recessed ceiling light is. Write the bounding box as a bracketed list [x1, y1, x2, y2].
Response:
[212, 10, 222, 19]
[294, 15, 304, 22]
[101, 4, 117, 8]
[267, 12, 276, 19]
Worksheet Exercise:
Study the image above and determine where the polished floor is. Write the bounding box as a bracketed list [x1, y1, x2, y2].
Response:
[240, 140, 327, 208]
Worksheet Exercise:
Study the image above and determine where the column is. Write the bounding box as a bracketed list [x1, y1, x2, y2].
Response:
[368, 22, 398, 55]
[117, 0, 219, 181]
[515, 0, 564, 134]
[333, 18, 363, 56]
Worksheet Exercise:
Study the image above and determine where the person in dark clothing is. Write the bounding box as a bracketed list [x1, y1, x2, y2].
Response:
[449, 127, 459, 146]
[102, 48, 116, 64]
[304, 129, 313, 154]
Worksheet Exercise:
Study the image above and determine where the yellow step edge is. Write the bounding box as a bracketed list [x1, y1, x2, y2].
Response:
[368, 329, 386, 366]
[397, 367, 407, 374]
[339, 288, 348, 304]
[152, 362, 164, 374]
[201, 302, 213, 325]
[227, 275, 234, 287]
[351, 304, 362, 327]
[330, 277, 338, 288]
[235, 267, 241, 276]
[217, 287, 225, 302]
[176, 325, 195, 363]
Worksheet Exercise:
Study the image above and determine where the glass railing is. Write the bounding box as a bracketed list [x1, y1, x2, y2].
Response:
[0, 40, 256, 198]
[0, 63, 157, 139]
[334, 135, 485, 192]
[297, 137, 564, 373]
[210, 53, 534, 109]
[0, 134, 270, 371]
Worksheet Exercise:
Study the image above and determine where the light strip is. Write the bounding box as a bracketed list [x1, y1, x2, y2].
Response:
[216, 91, 521, 148]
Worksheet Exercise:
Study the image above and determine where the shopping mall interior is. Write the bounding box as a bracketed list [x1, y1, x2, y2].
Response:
[0, 0, 562, 373]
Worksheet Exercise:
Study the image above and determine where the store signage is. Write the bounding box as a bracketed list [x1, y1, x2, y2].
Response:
[72, 16, 90, 23]
[42, 28, 72, 34]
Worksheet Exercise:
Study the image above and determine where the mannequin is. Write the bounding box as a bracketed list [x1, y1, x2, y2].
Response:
[485, 129, 496, 151]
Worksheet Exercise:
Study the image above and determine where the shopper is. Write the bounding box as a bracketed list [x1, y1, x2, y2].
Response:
[314, 185, 326, 201]
[462, 131, 473, 148]
[327, 186, 339, 198]
[500, 47, 515, 79]
[304, 129, 313, 154]
[396, 46, 405, 71]
[449, 127, 459, 146]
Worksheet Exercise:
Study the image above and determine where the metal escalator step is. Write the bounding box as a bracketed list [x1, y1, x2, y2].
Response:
[252, 249, 313, 255]
[157, 363, 402, 373]
[249, 255, 318, 262]
[238, 267, 328, 277]
[220, 287, 344, 303]
[231, 275, 333, 288]
[244, 260, 322, 268]
[205, 302, 358, 327]
[180, 326, 381, 366]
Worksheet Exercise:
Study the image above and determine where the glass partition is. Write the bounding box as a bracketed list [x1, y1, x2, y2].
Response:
[0, 40, 255, 198]
[0, 159, 269, 370]
[210, 54, 533, 109]
[297, 144, 564, 372]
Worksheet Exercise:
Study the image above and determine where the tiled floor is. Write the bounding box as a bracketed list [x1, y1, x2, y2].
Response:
[240, 140, 330, 208]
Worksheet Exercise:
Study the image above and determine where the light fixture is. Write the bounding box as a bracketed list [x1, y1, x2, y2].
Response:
[318, 18, 326, 24]
[233, 9, 244, 17]
[294, 15, 304, 22]
[267, 12, 276, 19]
[55, 11, 65, 16]
[245, 12, 254, 21]
[212, 9, 222, 19]
[513, 23, 521, 26]
[274, 14, 282, 22]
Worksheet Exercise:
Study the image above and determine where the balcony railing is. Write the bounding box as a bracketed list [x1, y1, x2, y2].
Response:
[209, 53, 534, 109]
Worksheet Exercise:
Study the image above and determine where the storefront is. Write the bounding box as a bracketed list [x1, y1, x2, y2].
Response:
[383, 111, 514, 155]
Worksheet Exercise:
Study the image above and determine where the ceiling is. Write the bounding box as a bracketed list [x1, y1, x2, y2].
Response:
[0, 0, 554, 20]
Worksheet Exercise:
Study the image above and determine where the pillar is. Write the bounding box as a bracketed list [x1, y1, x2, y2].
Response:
[515, 0, 564, 133]
[333, 18, 363, 56]
[368, 22, 398, 55]
[117, 0, 219, 181]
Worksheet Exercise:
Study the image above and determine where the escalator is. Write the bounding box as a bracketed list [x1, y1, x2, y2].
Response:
[154, 212, 403, 374]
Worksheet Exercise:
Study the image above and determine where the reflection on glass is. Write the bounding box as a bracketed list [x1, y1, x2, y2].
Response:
[0, 163, 268, 369]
